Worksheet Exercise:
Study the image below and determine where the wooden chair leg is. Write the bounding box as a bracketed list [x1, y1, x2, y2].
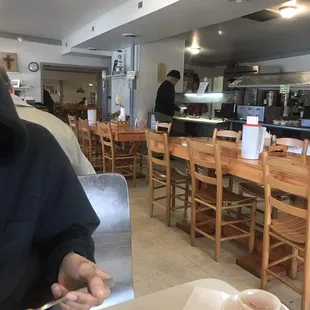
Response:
[171, 185, 176, 211]
[249, 200, 257, 253]
[215, 207, 222, 262]
[183, 182, 189, 220]
[191, 199, 196, 246]
[237, 186, 243, 219]
[229, 176, 234, 191]
[149, 178, 154, 217]
[112, 158, 115, 173]
[166, 181, 171, 227]
[146, 159, 149, 185]
[139, 153, 143, 173]
[133, 156, 137, 187]
[289, 247, 299, 279]
[261, 224, 271, 290]
[302, 240, 310, 310]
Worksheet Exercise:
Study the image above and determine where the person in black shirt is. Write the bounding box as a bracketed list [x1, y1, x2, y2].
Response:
[43, 86, 55, 114]
[154, 70, 185, 122]
[0, 75, 110, 309]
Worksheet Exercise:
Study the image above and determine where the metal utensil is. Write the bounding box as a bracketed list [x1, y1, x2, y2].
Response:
[27, 278, 115, 310]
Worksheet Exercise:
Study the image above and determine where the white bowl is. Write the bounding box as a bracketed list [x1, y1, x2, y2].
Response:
[238, 289, 282, 310]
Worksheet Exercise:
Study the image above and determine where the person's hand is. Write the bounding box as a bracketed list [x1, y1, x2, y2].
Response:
[52, 253, 111, 310]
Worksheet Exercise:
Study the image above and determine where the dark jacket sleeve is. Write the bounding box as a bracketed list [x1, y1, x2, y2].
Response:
[34, 141, 99, 284]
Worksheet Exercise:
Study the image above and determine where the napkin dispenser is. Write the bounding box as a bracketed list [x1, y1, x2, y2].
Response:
[241, 116, 266, 160]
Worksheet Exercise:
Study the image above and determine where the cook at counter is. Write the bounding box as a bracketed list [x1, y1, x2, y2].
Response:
[154, 70, 185, 122]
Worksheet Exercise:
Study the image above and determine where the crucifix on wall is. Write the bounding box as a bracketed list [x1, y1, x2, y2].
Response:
[0, 52, 18, 72]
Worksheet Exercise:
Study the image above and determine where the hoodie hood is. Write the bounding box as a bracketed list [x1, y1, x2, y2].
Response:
[0, 83, 29, 165]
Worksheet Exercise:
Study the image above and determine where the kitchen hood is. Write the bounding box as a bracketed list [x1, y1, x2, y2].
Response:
[229, 71, 310, 89]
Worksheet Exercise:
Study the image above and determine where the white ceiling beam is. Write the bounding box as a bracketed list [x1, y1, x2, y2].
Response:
[62, 47, 113, 58]
[62, 0, 180, 51]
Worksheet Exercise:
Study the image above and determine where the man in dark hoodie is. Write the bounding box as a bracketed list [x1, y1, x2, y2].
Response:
[0, 76, 110, 309]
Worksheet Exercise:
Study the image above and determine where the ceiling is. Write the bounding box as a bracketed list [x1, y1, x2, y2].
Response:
[0, 0, 128, 39]
[172, 0, 310, 66]
[75, 0, 283, 51]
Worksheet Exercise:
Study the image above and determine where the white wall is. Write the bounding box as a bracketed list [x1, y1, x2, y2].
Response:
[1, 38, 109, 101]
[243, 54, 310, 72]
[137, 38, 185, 120]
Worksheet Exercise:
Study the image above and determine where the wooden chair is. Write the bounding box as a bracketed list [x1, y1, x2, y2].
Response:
[276, 137, 309, 155]
[213, 128, 242, 143]
[98, 122, 137, 187]
[261, 153, 310, 310]
[134, 119, 148, 176]
[135, 118, 147, 129]
[239, 138, 309, 209]
[146, 131, 190, 227]
[155, 121, 172, 134]
[79, 118, 102, 171]
[213, 128, 241, 191]
[187, 139, 257, 262]
[68, 115, 79, 139]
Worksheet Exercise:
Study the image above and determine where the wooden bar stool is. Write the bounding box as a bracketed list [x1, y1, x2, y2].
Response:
[155, 121, 172, 134]
[261, 153, 310, 310]
[146, 131, 190, 227]
[98, 122, 137, 186]
[276, 137, 309, 155]
[213, 128, 242, 143]
[213, 128, 241, 191]
[68, 115, 79, 139]
[238, 138, 309, 220]
[135, 118, 147, 128]
[134, 118, 148, 176]
[187, 139, 257, 262]
[79, 118, 102, 171]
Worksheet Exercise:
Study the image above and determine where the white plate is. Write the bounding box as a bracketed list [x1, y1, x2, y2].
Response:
[182, 288, 229, 310]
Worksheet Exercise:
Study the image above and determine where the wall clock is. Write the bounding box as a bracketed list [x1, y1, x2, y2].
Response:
[28, 62, 39, 72]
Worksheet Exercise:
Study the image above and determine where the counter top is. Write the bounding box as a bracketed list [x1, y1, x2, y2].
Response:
[227, 119, 310, 133]
[173, 116, 225, 124]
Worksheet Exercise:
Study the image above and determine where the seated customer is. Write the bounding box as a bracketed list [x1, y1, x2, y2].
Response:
[0, 76, 109, 309]
[0, 67, 95, 176]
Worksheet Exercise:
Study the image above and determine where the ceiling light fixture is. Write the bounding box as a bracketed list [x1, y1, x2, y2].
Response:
[190, 47, 201, 55]
[279, 6, 298, 18]
[218, 30, 224, 36]
[17, 37, 23, 42]
[88, 83, 94, 87]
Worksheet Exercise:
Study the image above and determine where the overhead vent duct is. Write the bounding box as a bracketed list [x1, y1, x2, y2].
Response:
[229, 71, 310, 89]
[242, 9, 280, 22]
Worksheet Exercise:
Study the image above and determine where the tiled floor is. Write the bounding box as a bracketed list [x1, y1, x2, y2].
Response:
[128, 178, 303, 310]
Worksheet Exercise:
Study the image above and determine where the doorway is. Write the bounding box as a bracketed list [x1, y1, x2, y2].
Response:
[41, 63, 109, 122]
